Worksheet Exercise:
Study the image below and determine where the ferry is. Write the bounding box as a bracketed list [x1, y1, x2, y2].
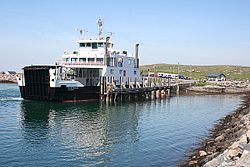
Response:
[17, 19, 140, 102]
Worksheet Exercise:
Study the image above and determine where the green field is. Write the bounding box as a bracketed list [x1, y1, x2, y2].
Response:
[140, 64, 250, 81]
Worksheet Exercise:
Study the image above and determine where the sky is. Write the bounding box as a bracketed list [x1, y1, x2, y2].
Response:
[0, 0, 250, 71]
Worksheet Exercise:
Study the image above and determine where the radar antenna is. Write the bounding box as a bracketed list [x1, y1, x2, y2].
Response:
[75, 28, 88, 39]
[97, 18, 104, 39]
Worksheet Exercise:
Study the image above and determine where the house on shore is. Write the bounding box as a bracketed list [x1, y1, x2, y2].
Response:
[208, 73, 226, 82]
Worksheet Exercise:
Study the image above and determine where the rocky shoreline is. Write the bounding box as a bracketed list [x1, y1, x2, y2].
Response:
[182, 93, 250, 166]
[0, 74, 18, 84]
[187, 86, 250, 94]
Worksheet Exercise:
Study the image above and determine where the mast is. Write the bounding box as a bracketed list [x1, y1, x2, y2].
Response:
[97, 18, 104, 39]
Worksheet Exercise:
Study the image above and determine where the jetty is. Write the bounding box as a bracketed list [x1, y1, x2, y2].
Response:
[100, 76, 195, 103]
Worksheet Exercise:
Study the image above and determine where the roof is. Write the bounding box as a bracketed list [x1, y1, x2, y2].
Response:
[208, 73, 226, 78]
[7, 71, 16, 74]
[23, 65, 59, 70]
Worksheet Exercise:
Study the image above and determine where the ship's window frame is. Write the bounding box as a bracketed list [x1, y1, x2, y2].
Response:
[117, 58, 123, 67]
[79, 58, 86, 62]
[128, 58, 134, 65]
[110, 69, 114, 75]
[79, 43, 86, 47]
[88, 58, 95, 62]
[71, 58, 77, 62]
[123, 70, 126, 76]
[96, 58, 103, 62]
[98, 42, 104, 47]
[134, 70, 137, 75]
[86, 43, 91, 47]
[110, 57, 114, 67]
[114, 57, 117, 67]
[92, 42, 98, 49]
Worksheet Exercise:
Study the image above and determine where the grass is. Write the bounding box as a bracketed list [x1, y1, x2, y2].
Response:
[140, 64, 250, 81]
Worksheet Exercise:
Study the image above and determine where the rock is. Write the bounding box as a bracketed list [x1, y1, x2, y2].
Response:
[247, 130, 250, 138]
[238, 134, 248, 145]
[189, 160, 198, 166]
[199, 150, 207, 156]
[215, 134, 225, 142]
[229, 142, 240, 149]
[207, 146, 217, 153]
[246, 124, 250, 130]
[226, 147, 243, 160]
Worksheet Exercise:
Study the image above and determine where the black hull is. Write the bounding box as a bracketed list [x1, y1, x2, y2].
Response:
[19, 86, 100, 102]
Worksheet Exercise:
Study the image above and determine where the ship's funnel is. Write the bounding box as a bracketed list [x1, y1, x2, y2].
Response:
[135, 44, 139, 68]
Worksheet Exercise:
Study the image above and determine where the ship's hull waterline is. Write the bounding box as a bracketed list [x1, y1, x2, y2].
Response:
[19, 86, 99, 102]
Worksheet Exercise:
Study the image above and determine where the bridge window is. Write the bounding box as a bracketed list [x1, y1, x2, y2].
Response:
[92, 43, 97, 49]
[64, 58, 70, 62]
[86, 43, 91, 47]
[71, 58, 77, 62]
[79, 43, 86, 47]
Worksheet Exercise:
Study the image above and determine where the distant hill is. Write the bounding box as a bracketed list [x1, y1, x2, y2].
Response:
[140, 64, 250, 81]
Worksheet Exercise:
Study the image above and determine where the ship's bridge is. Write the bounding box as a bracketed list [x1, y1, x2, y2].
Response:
[60, 38, 116, 68]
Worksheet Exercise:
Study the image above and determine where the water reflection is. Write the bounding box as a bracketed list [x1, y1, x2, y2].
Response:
[19, 100, 140, 166]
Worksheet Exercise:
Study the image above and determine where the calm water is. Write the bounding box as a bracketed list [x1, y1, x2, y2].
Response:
[0, 83, 242, 166]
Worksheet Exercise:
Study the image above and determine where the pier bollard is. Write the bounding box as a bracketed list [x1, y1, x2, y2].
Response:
[176, 84, 180, 95]
[151, 90, 156, 99]
[156, 90, 160, 99]
[106, 93, 109, 103]
[161, 89, 165, 98]
[167, 89, 170, 96]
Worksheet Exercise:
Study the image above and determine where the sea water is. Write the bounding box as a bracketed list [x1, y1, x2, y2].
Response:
[0, 83, 242, 166]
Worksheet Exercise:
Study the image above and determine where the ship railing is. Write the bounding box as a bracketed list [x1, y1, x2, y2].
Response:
[61, 62, 104, 66]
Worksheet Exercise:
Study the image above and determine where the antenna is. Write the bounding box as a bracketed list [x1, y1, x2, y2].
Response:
[108, 32, 114, 37]
[97, 17, 104, 39]
[75, 28, 88, 39]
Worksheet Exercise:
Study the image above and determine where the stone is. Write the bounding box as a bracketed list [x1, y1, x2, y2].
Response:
[247, 130, 250, 138]
[226, 147, 243, 160]
[199, 150, 207, 156]
[215, 134, 225, 142]
[229, 142, 240, 149]
[189, 160, 198, 166]
[246, 124, 250, 130]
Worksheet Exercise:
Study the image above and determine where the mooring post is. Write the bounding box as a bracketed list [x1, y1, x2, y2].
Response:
[151, 90, 156, 99]
[156, 89, 160, 99]
[100, 76, 103, 100]
[167, 89, 170, 96]
[161, 89, 165, 98]
[176, 84, 180, 95]
[105, 77, 109, 103]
